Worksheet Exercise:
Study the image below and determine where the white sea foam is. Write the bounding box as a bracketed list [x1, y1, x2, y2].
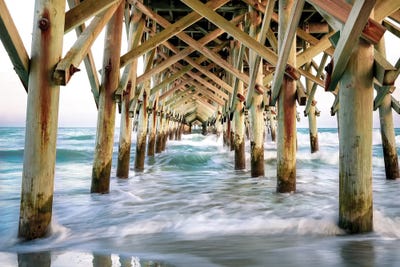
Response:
[373, 210, 400, 239]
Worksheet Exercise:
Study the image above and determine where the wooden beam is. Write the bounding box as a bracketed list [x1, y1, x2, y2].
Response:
[136, 13, 244, 86]
[181, 0, 280, 67]
[64, 0, 120, 33]
[296, 31, 334, 68]
[382, 19, 400, 38]
[54, 4, 120, 85]
[390, 10, 400, 24]
[325, 0, 376, 92]
[150, 66, 190, 96]
[115, 17, 145, 97]
[120, 0, 229, 68]
[306, 0, 385, 45]
[374, 84, 395, 110]
[270, 0, 305, 105]
[67, 0, 101, 107]
[374, 0, 400, 21]
[374, 48, 396, 86]
[296, 81, 307, 106]
[305, 53, 328, 115]
[159, 41, 233, 95]
[0, 0, 29, 91]
[137, 2, 252, 87]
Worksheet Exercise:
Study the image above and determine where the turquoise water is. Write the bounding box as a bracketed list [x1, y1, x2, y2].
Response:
[0, 127, 400, 266]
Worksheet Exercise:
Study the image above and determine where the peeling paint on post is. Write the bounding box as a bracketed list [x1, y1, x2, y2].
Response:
[91, 2, 124, 192]
[18, 0, 65, 240]
[339, 39, 374, 233]
[276, 0, 297, 192]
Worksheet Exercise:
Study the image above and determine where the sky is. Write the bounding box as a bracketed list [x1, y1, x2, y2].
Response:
[0, 1, 399, 128]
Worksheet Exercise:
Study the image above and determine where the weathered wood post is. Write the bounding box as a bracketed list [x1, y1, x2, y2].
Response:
[134, 90, 148, 171]
[161, 109, 169, 151]
[18, 0, 65, 240]
[147, 73, 162, 157]
[276, 0, 297, 192]
[304, 62, 319, 153]
[134, 49, 155, 170]
[249, 63, 265, 177]
[234, 74, 245, 170]
[147, 99, 158, 156]
[155, 107, 164, 153]
[376, 37, 399, 179]
[117, 7, 143, 178]
[339, 40, 374, 233]
[91, 1, 124, 193]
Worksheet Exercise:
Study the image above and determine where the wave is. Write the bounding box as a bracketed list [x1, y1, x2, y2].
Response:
[56, 149, 92, 163]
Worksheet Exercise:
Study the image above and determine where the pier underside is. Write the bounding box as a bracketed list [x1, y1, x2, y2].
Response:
[1, 0, 400, 239]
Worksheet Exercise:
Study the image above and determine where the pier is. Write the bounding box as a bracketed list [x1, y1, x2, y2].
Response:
[0, 0, 399, 240]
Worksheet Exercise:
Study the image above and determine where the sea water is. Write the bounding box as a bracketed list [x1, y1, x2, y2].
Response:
[0, 127, 400, 266]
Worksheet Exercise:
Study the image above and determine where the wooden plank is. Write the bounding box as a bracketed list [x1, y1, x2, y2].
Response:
[120, 0, 229, 68]
[373, 48, 396, 86]
[374, 84, 395, 110]
[54, 4, 120, 85]
[64, 0, 120, 33]
[270, 0, 305, 104]
[374, 0, 400, 21]
[115, 17, 145, 97]
[389, 10, 400, 24]
[296, 31, 334, 67]
[181, 0, 280, 67]
[382, 19, 400, 38]
[159, 41, 234, 95]
[326, 0, 376, 92]
[0, 0, 29, 91]
[304, 53, 328, 115]
[67, 0, 101, 107]
[136, 13, 244, 86]
[136, 2, 250, 88]
[296, 82, 307, 106]
[306, 0, 385, 45]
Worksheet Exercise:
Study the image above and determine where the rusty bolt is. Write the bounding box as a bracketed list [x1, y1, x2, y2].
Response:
[38, 18, 49, 31]
[69, 65, 81, 76]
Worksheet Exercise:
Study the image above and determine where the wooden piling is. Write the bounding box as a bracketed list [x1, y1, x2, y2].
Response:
[249, 62, 265, 177]
[117, 7, 142, 178]
[134, 49, 155, 170]
[376, 38, 399, 179]
[147, 100, 157, 156]
[155, 109, 164, 153]
[276, 0, 297, 192]
[18, 0, 65, 239]
[234, 79, 245, 170]
[161, 111, 169, 151]
[134, 91, 148, 171]
[339, 39, 374, 233]
[91, 1, 124, 193]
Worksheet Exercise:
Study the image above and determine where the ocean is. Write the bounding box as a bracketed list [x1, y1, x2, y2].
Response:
[0, 127, 400, 266]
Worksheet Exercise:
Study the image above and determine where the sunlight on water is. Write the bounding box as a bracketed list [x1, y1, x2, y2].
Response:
[0, 127, 400, 266]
